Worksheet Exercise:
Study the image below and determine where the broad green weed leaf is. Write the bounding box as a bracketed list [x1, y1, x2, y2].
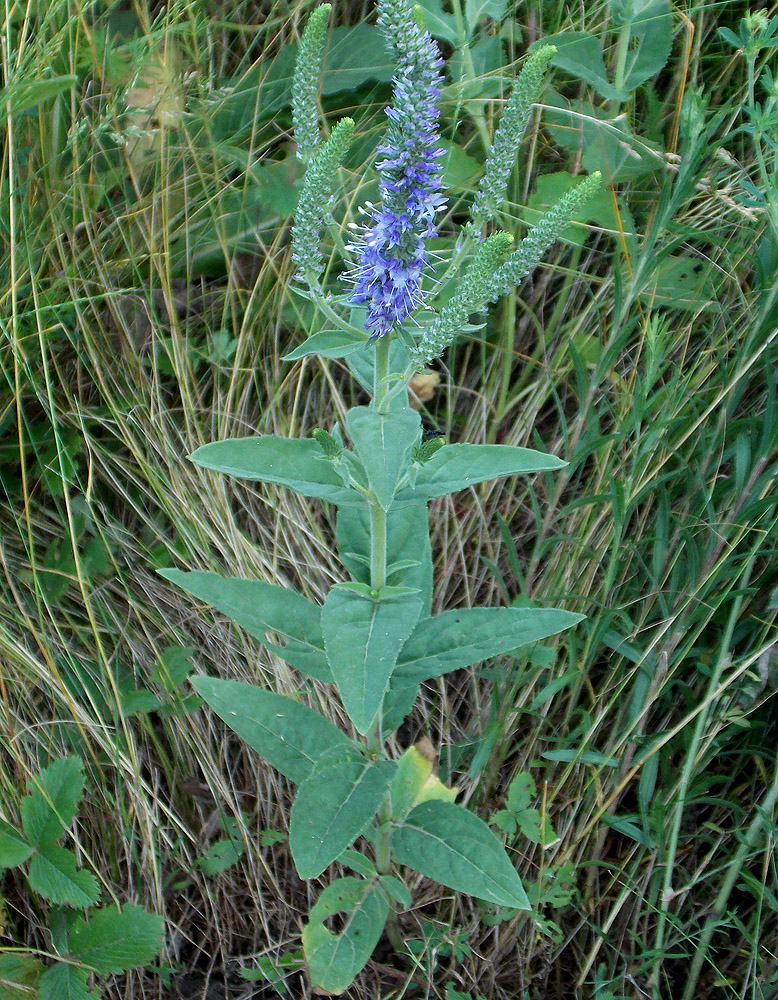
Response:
[189, 437, 360, 506]
[0, 954, 42, 998]
[193, 837, 244, 875]
[322, 24, 396, 93]
[637, 254, 717, 311]
[290, 747, 396, 878]
[450, 35, 507, 99]
[190, 677, 353, 784]
[38, 962, 97, 1000]
[394, 607, 584, 684]
[284, 330, 367, 360]
[211, 25, 394, 138]
[390, 800, 530, 909]
[0, 820, 33, 868]
[521, 171, 636, 249]
[415, 0, 460, 45]
[545, 90, 660, 181]
[618, 0, 673, 92]
[20, 756, 84, 848]
[322, 586, 423, 734]
[159, 570, 331, 682]
[544, 32, 624, 100]
[346, 407, 421, 510]
[67, 904, 165, 974]
[441, 140, 482, 191]
[337, 500, 433, 614]
[399, 443, 565, 501]
[27, 845, 99, 906]
[465, 0, 508, 34]
[303, 878, 389, 995]
[338, 849, 378, 877]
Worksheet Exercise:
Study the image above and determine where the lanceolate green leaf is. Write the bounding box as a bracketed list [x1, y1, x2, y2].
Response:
[394, 607, 584, 684]
[189, 436, 360, 506]
[67, 905, 165, 974]
[321, 586, 423, 734]
[283, 329, 368, 360]
[390, 800, 530, 909]
[303, 878, 389, 995]
[398, 443, 566, 502]
[190, 676, 353, 784]
[346, 407, 420, 510]
[27, 845, 99, 907]
[159, 570, 331, 682]
[290, 747, 396, 878]
[20, 756, 84, 848]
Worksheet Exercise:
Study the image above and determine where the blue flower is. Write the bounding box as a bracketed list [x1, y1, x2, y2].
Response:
[347, 1, 446, 339]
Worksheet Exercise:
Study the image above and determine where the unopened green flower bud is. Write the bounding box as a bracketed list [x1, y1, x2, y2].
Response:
[292, 4, 332, 162]
[486, 172, 602, 300]
[292, 117, 354, 280]
[471, 45, 557, 228]
[412, 433, 445, 464]
[312, 427, 344, 458]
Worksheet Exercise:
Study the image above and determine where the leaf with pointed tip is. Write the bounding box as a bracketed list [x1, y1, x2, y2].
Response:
[346, 407, 420, 510]
[321, 586, 423, 734]
[283, 330, 367, 360]
[391, 800, 530, 909]
[28, 845, 99, 906]
[20, 756, 84, 848]
[303, 878, 389, 995]
[0, 820, 33, 869]
[189, 436, 361, 506]
[67, 904, 165, 974]
[290, 746, 396, 878]
[394, 607, 584, 684]
[190, 676, 353, 784]
[159, 570, 331, 682]
[38, 962, 97, 1000]
[398, 443, 566, 502]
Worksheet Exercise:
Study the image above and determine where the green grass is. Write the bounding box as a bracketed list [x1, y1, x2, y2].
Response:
[1, 0, 777, 998]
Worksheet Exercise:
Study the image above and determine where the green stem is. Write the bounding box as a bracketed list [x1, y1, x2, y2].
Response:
[611, 21, 631, 108]
[647, 551, 757, 997]
[307, 279, 370, 339]
[373, 333, 392, 410]
[449, 0, 492, 152]
[682, 739, 778, 1000]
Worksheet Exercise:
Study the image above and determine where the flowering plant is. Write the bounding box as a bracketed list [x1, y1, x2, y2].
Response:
[161, 1, 598, 991]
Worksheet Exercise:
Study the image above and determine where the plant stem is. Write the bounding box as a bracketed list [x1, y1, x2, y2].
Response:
[682, 746, 778, 1000]
[373, 333, 392, 409]
[647, 550, 757, 996]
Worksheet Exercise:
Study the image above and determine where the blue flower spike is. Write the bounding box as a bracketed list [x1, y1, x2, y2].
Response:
[346, 0, 447, 340]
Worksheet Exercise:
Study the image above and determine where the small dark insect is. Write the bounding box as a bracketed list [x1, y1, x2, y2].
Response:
[422, 428, 445, 442]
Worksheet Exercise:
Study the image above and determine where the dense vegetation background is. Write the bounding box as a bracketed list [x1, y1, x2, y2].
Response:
[1, 0, 777, 997]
